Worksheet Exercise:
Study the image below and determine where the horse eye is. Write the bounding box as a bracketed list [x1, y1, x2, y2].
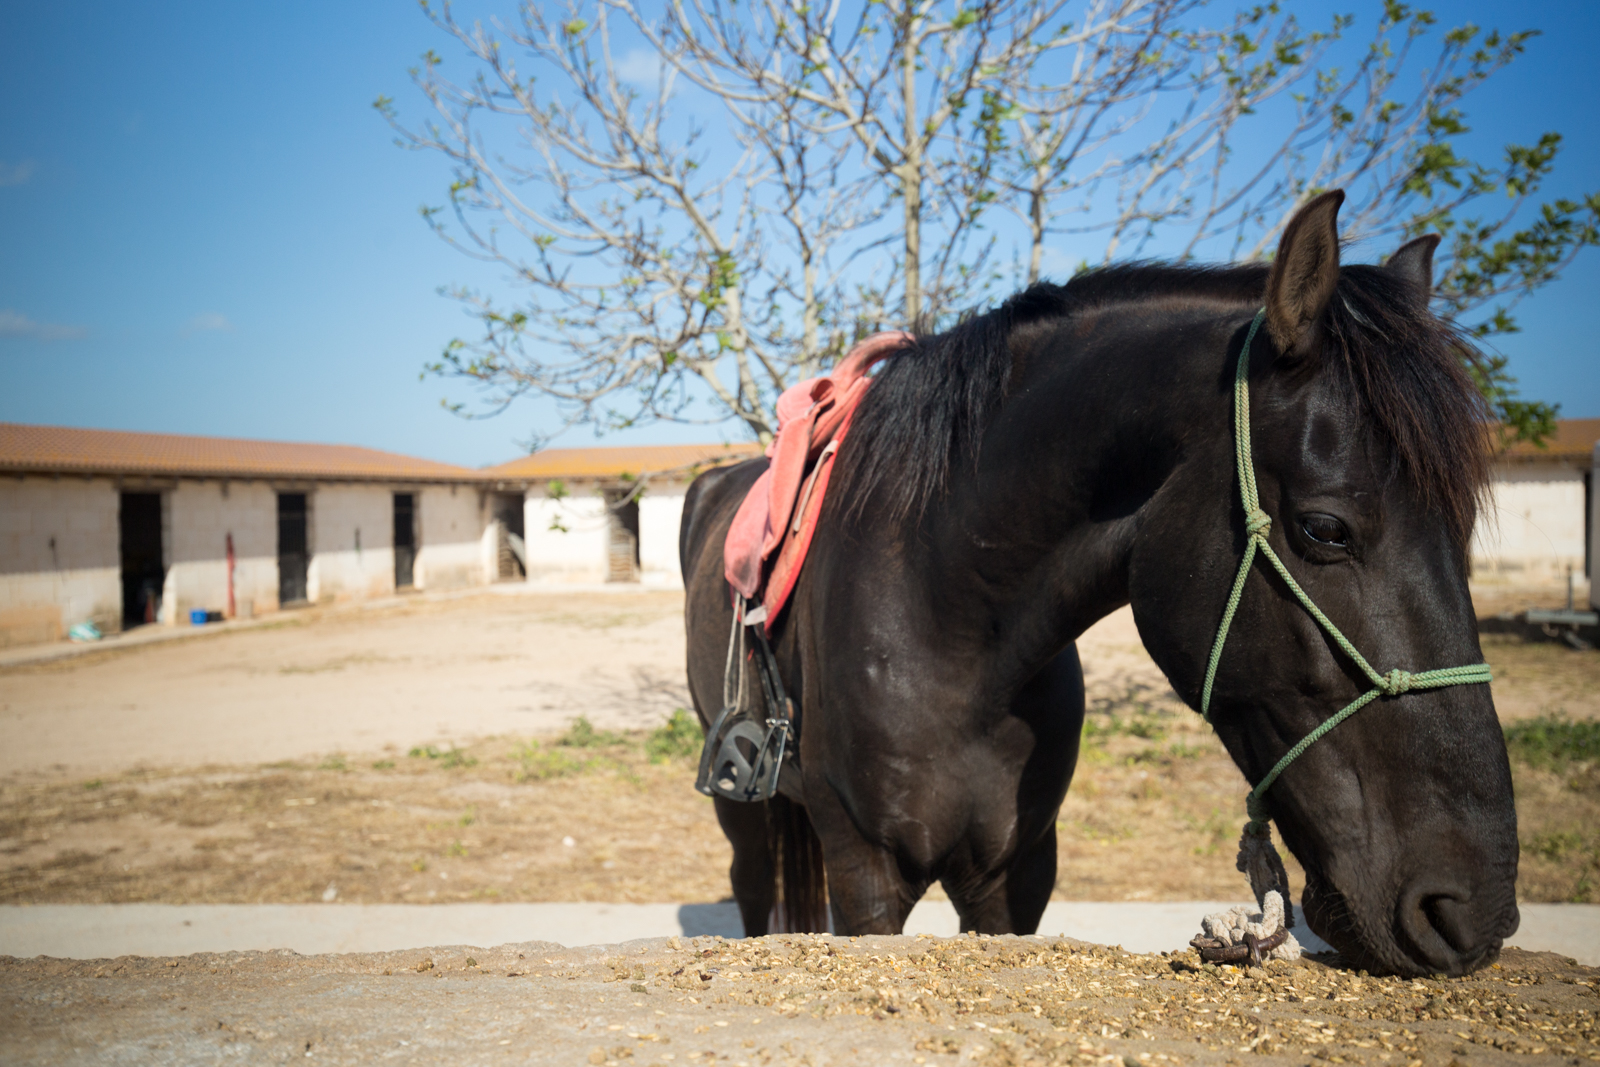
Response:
[1301, 513, 1350, 547]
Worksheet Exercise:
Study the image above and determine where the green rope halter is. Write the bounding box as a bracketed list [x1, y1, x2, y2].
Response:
[1200, 309, 1493, 835]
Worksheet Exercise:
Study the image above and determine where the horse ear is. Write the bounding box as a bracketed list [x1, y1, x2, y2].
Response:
[1385, 233, 1441, 298]
[1264, 190, 1345, 358]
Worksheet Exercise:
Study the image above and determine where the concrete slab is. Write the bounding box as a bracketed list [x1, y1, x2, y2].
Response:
[5, 901, 1592, 963]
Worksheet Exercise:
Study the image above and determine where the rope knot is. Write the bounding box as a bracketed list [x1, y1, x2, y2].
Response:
[1244, 507, 1272, 538]
[1381, 669, 1413, 695]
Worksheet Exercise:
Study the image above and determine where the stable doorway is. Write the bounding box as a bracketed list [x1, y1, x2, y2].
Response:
[277, 493, 309, 606]
[603, 488, 640, 583]
[490, 492, 525, 581]
[119, 492, 165, 628]
[394, 493, 417, 589]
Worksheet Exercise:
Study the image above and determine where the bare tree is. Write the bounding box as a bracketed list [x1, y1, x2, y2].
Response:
[382, 0, 1596, 444]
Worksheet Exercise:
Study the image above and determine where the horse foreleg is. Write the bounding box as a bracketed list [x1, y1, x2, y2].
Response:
[799, 782, 924, 935]
[943, 827, 1058, 935]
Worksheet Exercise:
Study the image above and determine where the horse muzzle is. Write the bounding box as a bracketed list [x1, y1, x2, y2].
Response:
[1303, 864, 1520, 977]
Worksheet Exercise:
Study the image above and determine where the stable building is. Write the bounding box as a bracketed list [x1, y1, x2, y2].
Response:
[0, 424, 493, 647]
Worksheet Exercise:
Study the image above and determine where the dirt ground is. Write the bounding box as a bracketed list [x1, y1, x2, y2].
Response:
[0, 589, 691, 778]
[1, 589, 1597, 907]
[3, 934, 1595, 1065]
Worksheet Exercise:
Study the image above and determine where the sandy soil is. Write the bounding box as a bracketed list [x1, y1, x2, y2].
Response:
[1, 590, 1597, 907]
[3, 935, 1595, 1066]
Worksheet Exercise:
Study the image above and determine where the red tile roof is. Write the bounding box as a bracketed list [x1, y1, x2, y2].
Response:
[1501, 418, 1600, 463]
[0, 423, 478, 481]
[483, 442, 762, 481]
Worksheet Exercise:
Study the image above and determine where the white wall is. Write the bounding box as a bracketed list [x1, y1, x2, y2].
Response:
[416, 484, 485, 591]
[1472, 461, 1589, 585]
[523, 488, 610, 583]
[639, 485, 687, 586]
[0, 476, 121, 645]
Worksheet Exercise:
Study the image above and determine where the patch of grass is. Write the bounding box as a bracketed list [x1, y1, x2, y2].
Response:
[557, 716, 628, 748]
[645, 709, 703, 763]
[1504, 716, 1600, 770]
[510, 740, 589, 781]
[371, 759, 395, 770]
[447, 839, 469, 858]
[83, 780, 102, 791]
[1187, 808, 1235, 858]
[318, 755, 347, 772]
[1527, 830, 1587, 861]
[407, 744, 478, 769]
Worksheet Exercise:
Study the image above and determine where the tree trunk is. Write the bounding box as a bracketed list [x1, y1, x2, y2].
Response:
[901, 23, 922, 326]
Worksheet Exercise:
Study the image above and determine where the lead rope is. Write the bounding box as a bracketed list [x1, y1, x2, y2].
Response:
[1190, 309, 1492, 964]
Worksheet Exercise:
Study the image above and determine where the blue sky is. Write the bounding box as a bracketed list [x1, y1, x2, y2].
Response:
[2, 1, 1597, 468]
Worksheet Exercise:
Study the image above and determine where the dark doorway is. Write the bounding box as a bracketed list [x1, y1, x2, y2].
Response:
[604, 489, 640, 583]
[278, 493, 309, 605]
[491, 492, 526, 581]
[119, 492, 165, 628]
[393, 493, 416, 589]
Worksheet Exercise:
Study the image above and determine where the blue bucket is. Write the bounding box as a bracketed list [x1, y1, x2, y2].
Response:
[190, 608, 209, 626]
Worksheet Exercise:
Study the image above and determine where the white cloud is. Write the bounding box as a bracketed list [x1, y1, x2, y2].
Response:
[612, 48, 663, 87]
[0, 160, 35, 188]
[0, 309, 88, 341]
[182, 312, 234, 336]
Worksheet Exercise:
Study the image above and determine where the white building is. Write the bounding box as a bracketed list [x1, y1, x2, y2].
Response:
[480, 442, 761, 587]
[4, 415, 1593, 649]
[1471, 418, 1597, 602]
[0, 425, 759, 649]
[0, 424, 510, 647]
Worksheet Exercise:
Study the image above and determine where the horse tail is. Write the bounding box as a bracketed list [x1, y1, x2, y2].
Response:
[768, 793, 829, 933]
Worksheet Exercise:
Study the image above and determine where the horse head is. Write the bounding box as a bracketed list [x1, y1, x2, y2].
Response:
[1132, 192, 1519, 976]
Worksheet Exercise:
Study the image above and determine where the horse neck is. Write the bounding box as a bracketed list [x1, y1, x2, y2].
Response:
[914, 304, 1242, 663]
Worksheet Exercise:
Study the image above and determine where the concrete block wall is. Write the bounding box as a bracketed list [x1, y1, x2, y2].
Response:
[0, 476, 121, 644]
[305, 485, 397, 603]
[165, 480, 279, 621]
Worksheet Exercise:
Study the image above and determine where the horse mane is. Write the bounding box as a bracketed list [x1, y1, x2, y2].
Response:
[832, 261, 1491, 547]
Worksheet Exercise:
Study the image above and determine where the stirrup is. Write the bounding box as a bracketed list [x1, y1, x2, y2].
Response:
[696, 710, 791, 802]
[695, 594, 794, 802]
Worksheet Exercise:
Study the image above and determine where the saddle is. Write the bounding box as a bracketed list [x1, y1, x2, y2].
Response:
[697, 332, 912, 803]
[723, 332, 912, 629]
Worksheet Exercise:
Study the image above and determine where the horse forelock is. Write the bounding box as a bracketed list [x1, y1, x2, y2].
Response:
[1323, 266, 1492, 552]
[832, 261, 1491, 545]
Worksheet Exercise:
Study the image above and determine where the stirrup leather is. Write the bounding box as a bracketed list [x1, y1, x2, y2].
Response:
[695, 596, 795, 802]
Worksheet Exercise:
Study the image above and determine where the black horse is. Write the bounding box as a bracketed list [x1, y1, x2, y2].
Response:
[678, 191, 1518, 977]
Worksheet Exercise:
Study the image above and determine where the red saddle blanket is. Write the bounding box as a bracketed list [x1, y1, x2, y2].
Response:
[724, 332, 912, 630]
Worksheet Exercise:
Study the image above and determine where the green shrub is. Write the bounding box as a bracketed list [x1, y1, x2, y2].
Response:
[1503, 716, 1600, 769]
[645, 709, 704, 763]
[558, 716, 627, 748]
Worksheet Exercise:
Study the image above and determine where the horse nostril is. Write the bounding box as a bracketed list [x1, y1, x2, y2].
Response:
[1397, 881, 1515, 974]
[1420, 893, 1477, 955]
